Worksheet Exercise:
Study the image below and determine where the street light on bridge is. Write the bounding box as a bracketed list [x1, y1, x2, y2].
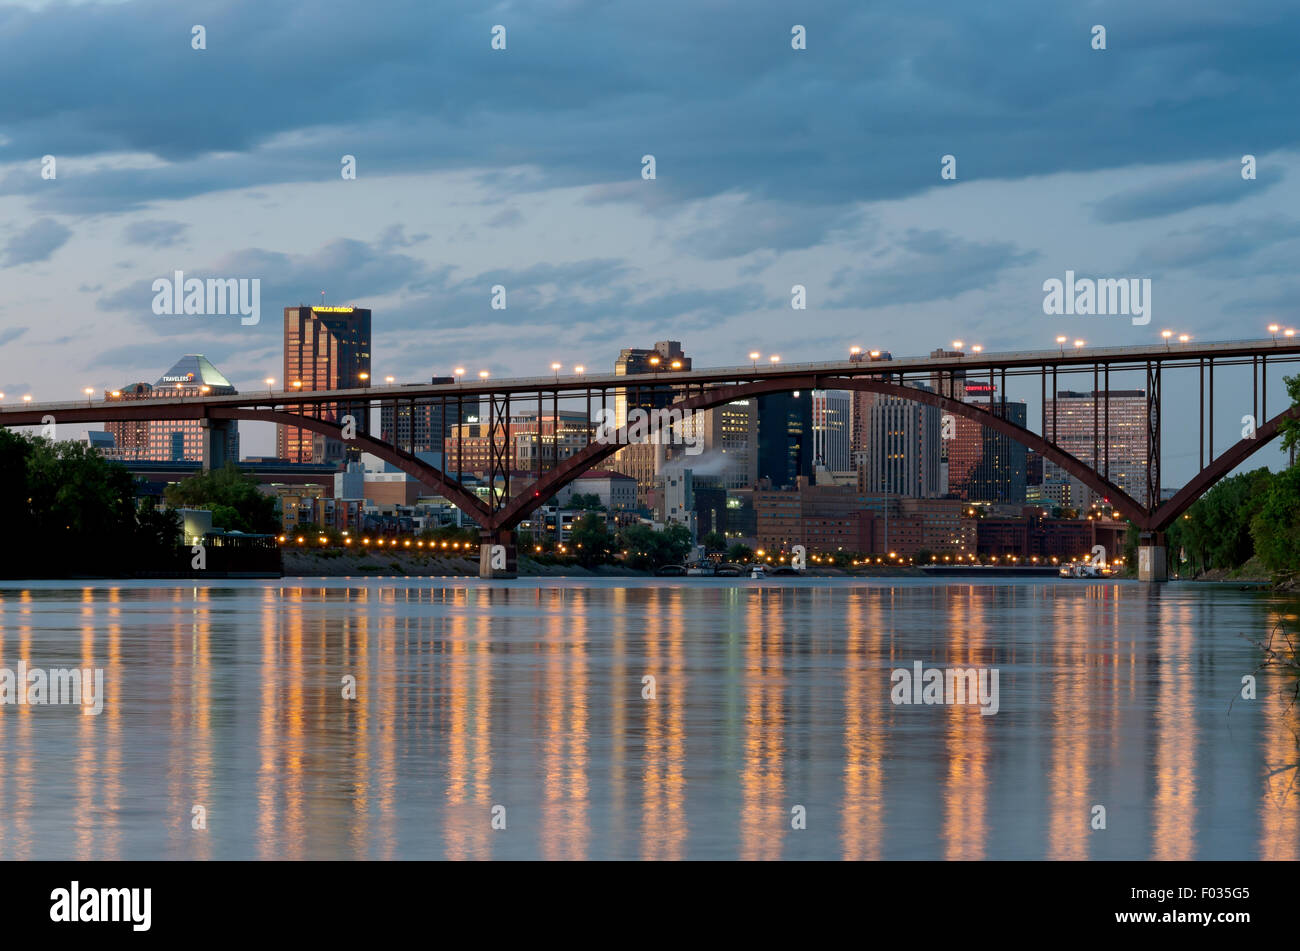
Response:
[1056, 335, 1067, 353]
[385, 375, 395, 385]
[574, 365, 585, 376]
[453, 367, 465, 383]
[1161, 329, 1173, 348]
[670, 359, 682, 370]
[22, 395, 32, 403]
[264, 377, 275, 393]
[478, 370, 490, 380]
[769, 355, 780, 365]
[971, 345, 982, 354]
[358, 372, 370, 387]
[1178, 334, 1191, 344]
[551, 362, 562, 380]
[1286, 329, 1296, 339]
[749, 351, 761, 368]
[952, 340, 964, 351]
[1073, 339, 1085, 349]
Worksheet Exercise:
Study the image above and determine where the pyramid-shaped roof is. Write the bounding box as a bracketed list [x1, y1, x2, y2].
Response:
[154, 354, 235, 391]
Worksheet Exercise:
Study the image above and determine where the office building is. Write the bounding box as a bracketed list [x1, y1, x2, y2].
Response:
[946, 399, 1028, 503]
[278, 305, 372, 464]
[105, 355, 239, 462]
[857, 385, 941, 498]
[756, 391, 812, 489]
[1044, 389, 1149, 506]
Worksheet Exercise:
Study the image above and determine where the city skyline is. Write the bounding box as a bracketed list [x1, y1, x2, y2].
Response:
[0, 1, 1298, 479]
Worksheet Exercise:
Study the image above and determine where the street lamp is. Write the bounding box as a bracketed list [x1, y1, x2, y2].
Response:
[454, 367, 465, 383]
[291, 380, 303, 390]
[769, 355, 780, 365]
[1286, 329, 1297, 339]
[749, 351, 761, 368]
[1073, 339, 1085, 348]
[670, 359, 682, 370]
[1178, 334, 1190, 344]
[83, 388, 94, 404]
[1161, 329, 1173, 348]
[478, 370, 489, 380]
[265, 377, 275, 393]
[849, 346, 861, 357]
[971, 344, 982, 354]
[358, 372, 370, 387]
[574, 365, 585, 375]
[1268, 323, 1280, 340]
[385, 375, 395, 385]
[22, 395, 32, 402]
[551, 362, 562, 380]
[952, 340, 964, 351]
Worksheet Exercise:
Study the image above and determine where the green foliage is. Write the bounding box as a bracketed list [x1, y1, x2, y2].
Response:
[1250, 466, 1300, 572]
[616, 523, 692, 570]
[1279, 373, 1300, 455]
[567, 492, 605, 511]
[569, 512, 613, 566]
[0, 430, 182, 578]
[701, 530, 727, 552]
[726, 542, 754, 563]
[164, 462, 279, 534]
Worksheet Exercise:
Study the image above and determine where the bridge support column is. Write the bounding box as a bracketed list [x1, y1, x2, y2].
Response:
[1137, 532, 1168, 583]
[479, 529, 517, 580]
[201, 418, 235, 472]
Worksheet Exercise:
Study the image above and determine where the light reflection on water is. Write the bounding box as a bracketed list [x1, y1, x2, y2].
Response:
[0, 578, 1296, 860]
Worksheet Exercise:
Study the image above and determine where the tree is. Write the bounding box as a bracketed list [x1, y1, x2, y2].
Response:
[1278, 373, 1300, 456]
[701, 530, 727, 552]
[569, 512, 613, 566]
[1251, 466, 1300, 572]
[726, 542, 753, 563]
[164, 462, 279, 534]
[617, 523, 693, 570]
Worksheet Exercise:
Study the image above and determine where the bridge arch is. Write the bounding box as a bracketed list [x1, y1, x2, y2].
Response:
[493, 376, 1150, 531]
[209, 408, 493, 523]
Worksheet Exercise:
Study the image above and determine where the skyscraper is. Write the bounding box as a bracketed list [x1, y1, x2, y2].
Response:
[379, 377, 470, 461]
[105, 354, 239, 462]
[278, 306, 372, 463]
[1044, 389, 1149, 506]
[610, 341, 692, 500]
[757, 391, 812, 489]
[857, 385, 941, 498]
[946, 399, 1028, 503]
[811, 390, 852, 473]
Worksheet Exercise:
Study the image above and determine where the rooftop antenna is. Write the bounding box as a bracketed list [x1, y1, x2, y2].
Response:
[320, 290, 326, 307]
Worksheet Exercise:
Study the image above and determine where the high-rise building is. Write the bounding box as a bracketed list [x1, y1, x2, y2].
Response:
[811, 390, 852, 474]
[946, 400, 1028, 503]
[847, 349, 893, 460]
[105, 355, 239, 462]
[610, 341, 692, 501]
[757, 391, 812, 489]
[676, 399, 758, 489]
[278, 305, 372, 463]
[1044, 389, 1149, 506]
[857, 385, 941, 498]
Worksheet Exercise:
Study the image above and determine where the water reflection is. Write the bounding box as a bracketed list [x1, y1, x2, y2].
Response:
[0, 579, 1296, 860]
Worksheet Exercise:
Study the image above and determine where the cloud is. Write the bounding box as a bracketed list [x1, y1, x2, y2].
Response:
[122, 219, 189, 248]
[826, 229, 1037, 308]
[1133, 217, 1300, 273]
[2, 217, 71, 266]
[1093, 163, 1285, 223]
[0, 326, 26, 346]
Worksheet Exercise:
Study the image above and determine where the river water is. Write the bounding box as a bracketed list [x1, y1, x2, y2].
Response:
[0, 577, 1296, 860]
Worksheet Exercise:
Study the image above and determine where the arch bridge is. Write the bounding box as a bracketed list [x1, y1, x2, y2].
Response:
[4, 337, 1297, 579]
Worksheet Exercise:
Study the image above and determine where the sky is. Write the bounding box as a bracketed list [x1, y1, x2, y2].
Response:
[1, 0, 1298, 478]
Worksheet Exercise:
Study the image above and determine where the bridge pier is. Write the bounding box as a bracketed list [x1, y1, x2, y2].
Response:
[200, 418, 235, 472]
[1137, 532, 1168, 583]
[479, 529, 517, 579]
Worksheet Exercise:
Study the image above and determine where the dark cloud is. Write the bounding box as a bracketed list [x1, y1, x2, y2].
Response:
[1, 0, 1297, 217]
[826, 230, 1037, 308]
[1093, 163, 1285, 223]
[1134, 217, 1300, 273]
[2, 217, 71, 266]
